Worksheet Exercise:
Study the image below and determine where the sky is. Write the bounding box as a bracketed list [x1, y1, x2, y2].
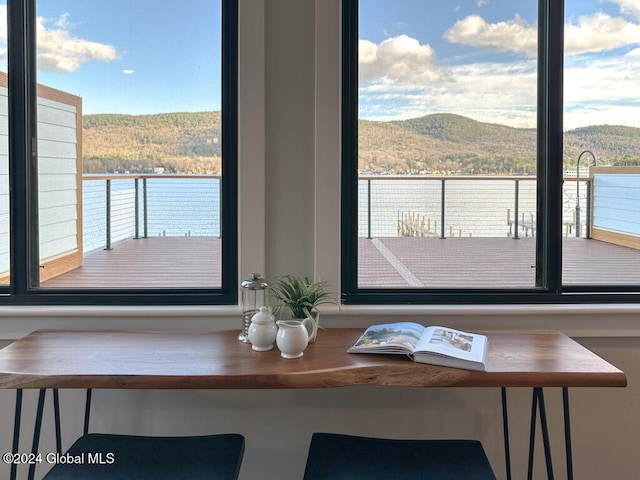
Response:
[0, 0, 222, 115]
[0, 1, 638, 130]
[359, 0, 640, 130]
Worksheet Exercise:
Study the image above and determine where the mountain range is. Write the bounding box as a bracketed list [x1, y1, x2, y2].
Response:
[359, 114, 640, 175]
[82, 112, 640, 174]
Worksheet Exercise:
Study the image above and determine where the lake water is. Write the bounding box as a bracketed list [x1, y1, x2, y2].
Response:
[358, 178, 586, 238]
[83, 177, 220, 252]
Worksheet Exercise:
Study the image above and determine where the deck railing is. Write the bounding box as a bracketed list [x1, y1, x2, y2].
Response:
[359, 175, 592, 239]
[81, 174, 592, 253]
[82, 174, 221, 252]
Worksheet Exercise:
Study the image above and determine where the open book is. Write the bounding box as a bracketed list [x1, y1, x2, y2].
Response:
[348, 322, 488, 372]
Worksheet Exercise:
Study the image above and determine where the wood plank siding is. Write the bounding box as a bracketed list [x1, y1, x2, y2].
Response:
[0, 73, 83, 284]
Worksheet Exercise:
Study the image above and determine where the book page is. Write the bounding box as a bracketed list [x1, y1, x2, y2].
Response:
[415, 326, 486, 362]
[349, 322, 425, 353]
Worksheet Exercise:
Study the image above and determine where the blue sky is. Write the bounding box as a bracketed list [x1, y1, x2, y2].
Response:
[0, 0, 639, 129]
[359, 0, 640, 129]
[0, 0, 222, 115]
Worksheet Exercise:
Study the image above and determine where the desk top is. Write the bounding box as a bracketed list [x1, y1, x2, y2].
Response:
[0, 329, 627, 389]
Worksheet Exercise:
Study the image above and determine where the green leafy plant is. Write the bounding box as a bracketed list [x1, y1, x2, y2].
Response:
[270, 275, 337, 323]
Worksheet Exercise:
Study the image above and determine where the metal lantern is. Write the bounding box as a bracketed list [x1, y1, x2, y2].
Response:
[239, 273, 268, 343]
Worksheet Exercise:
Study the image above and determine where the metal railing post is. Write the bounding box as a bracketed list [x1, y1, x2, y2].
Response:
[105, 179, 112, 250]
[218, 176, 223, 238]
[367, 179, 372, 239]
[440, 179, 446, 239]
[143, 178, 148, 238]
[576, 150, 597, 238]
[134, 178, 140, 239]
[586, 179, 592, 239]
[514, 180, 520, 239]
[575, 178, 581, 238]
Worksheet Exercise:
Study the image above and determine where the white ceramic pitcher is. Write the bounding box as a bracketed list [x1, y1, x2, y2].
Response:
[275, 319, 313, 359]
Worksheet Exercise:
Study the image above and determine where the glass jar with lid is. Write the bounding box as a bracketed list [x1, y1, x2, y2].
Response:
[239, 273, 268, 343]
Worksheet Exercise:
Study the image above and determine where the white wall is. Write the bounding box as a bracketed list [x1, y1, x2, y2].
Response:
[1, 0, 640, 479]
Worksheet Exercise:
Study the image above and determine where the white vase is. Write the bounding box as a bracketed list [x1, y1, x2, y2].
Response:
[276, 320, 311, 359]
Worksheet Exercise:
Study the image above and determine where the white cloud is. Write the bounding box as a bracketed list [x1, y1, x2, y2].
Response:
[36, 14, 118, 72]
[361, 47, 640, 129]
[362, 46, 640, 129]
[359, 35, 450, 84]
[358, 31, 539, 127]
[443, 15, 537, 57]
[123, 69, 135, 75]
[360, 58, 538, 128]
[565, 12, 640, 54]
[361, 8, 640, 129]
[0, 7, 118, 73]
[606, 0, 640, 19]
[564, 48, 640, 128]
[54, 13, 72, 29]
[445, 11, 640, 57]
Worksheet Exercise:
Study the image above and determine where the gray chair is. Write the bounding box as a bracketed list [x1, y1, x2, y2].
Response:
[303, 433, 496, 480]
[43, 432, 245, 480]
[43, 389, 245, 480]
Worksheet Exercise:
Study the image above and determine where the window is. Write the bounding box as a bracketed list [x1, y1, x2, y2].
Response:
[561, 0, 640, 287]
[1, 0, 238, 304]
[342, 0, 640, 304]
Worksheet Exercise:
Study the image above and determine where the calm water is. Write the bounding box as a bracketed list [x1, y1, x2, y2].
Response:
[83, 177, 220, 252]
[358, 178, 587, 238]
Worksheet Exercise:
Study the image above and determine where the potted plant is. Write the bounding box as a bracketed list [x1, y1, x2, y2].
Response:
[270, 275, 337, 342]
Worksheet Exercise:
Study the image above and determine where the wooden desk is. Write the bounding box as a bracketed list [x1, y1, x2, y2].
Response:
[0, 329, 627, 389]
[0, 329, 627, 480]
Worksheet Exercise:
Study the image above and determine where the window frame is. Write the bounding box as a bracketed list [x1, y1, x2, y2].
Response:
[2, 0, 238, 305]
[341, 0, 640, 305]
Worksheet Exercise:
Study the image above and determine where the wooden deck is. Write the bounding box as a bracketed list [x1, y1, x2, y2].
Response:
[42, 237, 221, 288]
[40, 236, 639, 289]
[359, 237, 640, 288]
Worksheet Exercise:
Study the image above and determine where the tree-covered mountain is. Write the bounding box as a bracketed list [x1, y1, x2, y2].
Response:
[83, 112, 221, 174]
[82, 111, 640, 175]
[359, 114, 537, 175]
[565, 125, 640, 164]
[358, 113, 640, 175]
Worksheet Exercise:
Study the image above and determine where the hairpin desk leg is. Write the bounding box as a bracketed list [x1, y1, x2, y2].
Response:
[501, 387, 512, 480]
[563, 388, 573, 480]
[10, 389, 23, 480]
[27, 389, 46, 480]
[84, 388, 93, 435]
[527, 388, 555, 480]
